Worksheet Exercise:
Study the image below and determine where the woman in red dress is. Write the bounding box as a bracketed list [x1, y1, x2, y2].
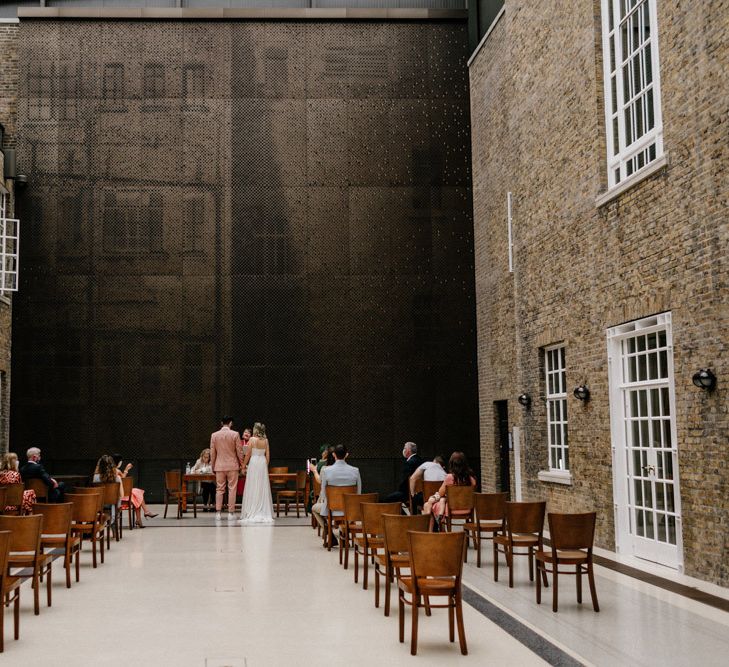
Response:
[422, 451, 477, 529]
[0, 452, 36, 513]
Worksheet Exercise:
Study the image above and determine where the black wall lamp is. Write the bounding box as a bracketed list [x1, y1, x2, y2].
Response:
[573, 385, 590, 401]
[692, 369, 717, 391]
[517, 393, 531, 408]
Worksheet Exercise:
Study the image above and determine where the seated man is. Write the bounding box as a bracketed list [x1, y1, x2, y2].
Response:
[311, 444, 361, 547]
[409, 455, 447, 512]
[385, 441, 423, 505]
[20, 447, 66, 502]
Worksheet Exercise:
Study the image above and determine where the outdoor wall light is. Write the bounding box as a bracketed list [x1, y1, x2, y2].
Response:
[573, 385, 591, 401]
[517, 393, 531, 408]
[692, 369, 717, 391]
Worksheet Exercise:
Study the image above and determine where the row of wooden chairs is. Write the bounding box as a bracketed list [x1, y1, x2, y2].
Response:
[316, 486, 469, 656]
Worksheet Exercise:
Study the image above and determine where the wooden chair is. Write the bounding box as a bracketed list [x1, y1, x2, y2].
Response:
[0, 487, 6, 514]
[324, 484, 358, 551]
[1, 485, 25, 515]
[269, 466, 289, 497]
[409, 477, 423, 514]
[120, 476, 135, 530]
[377, 513, 430, 616]
[444, 486, 475, 537]
[463, 492, 508, 567]
[275, 470, 307, 518]
[93, 482, 122, 548]
[24, 478, 49, 502]
[354, 501, 401, 591]
[67, 492, 105, 568]
[493, 501, 547, 588]
[0, 530, 21, 652]
[338, 492, 378, 569]
[0, 514, 53, 615]
[422, 480, 442, 502]
[536, 512, 599, 613]
[398, 530, 468, 656]
[164, 470, 196, 519]
[35, 502, 80, 589]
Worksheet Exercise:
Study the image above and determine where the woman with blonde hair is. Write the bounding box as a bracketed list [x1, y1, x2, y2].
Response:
[239, 422, 274, 524]
[0, 452, 36, 513]
[191, 447, 215, 511]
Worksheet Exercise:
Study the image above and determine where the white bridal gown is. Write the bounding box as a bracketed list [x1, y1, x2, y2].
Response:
[239, 447, 274, 524]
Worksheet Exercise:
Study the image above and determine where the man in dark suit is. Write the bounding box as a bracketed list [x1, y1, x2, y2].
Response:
[20, 447, 66, 502]
[385, 441, 423, 505]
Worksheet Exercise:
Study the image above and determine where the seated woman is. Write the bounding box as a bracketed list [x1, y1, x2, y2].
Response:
[93, 454, 124, 519]
[191, 448, 215, 511]
[422, 451, 477, 529]
[0, 452, 36, 514]
[107, 454, 157, 527]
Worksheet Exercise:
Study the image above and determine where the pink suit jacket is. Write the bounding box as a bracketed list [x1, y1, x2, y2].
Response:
[210, 426, 243, 472]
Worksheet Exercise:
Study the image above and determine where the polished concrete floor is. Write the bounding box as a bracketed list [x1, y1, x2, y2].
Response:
[5, 507, 729, 666]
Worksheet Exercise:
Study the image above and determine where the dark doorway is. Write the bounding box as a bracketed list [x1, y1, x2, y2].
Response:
[495, 401, 510, 496]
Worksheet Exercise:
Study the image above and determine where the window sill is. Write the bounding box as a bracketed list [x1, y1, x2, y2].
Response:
[537, 470, 573, 486]
[595, 153, 668, 208]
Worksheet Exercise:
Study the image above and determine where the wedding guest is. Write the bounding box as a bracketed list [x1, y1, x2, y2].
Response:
[422, 451, 477, 529]
[316, 444, 334, 474]
[93, 454, 123, 522]
[20, 447, 66, 502]
[192, 448, 215, 511]
[0, 452, 36, 513]
[311, 444, 361, 546]
[236, 428, 252, 500]
[110, 453, 157, 527]
[385, 441, 423, 504]
[409, 455, 447, 511]
[211, 416, 243, 521]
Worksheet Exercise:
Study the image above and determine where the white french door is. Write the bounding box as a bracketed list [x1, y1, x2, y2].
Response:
[607, 313, 683, 570]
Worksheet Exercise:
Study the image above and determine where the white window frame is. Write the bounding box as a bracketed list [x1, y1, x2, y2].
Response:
[545, 344, 569, 473]
[0, 194, 19, 295]
[601, 0, 664, 189]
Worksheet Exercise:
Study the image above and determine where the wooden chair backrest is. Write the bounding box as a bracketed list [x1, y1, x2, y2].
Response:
[411, 477, 423, 495]
[72, 487, 99, 494]
[295, 470, 308, 490]
[474, 492, 508, 521]
[361, 502, 402, 537]
[34, 503, 73, 536]
[312, 476, 321, 498]
[326, 485, 358, 513]
[383, 513, 431, 554]
[342, 493, 379, 522]
[0, 514, 43, 553]
[270, 467, 288, 475]
[408, 530, 465, 579]
[446, 485, 474, 512]
[93, 482, 120, 506]
[3, 484, 24, 507]
[66, 493, 101, 523]
[0, 486, 7, 508]
[121, 476, 133, 497]
[422, 481, 442, 499]
[505, 501, 546, 534]
[165, 470, 181, 492]
[548, 512, 596, 551]
[0, 530, 10, 576]
[25, 478, 49, 500]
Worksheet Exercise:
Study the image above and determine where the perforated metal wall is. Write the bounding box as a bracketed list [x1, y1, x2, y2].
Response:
[12, 19, 478, 485]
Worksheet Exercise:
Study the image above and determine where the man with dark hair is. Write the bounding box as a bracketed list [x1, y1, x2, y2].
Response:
[20, 447, 66, 502]
[311, 444, 361, 546]
[385, 441, 423, 505]
[210, 416, 243, 522]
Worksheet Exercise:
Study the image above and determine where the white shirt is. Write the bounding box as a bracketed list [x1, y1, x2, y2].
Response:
[417, 461, 447, 482]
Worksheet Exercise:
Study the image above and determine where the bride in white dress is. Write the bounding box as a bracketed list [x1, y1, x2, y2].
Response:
[239, 422, 274, 525]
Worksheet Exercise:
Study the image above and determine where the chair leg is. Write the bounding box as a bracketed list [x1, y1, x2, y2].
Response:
[588, 561, 600, 612]
[449, 598, 455, 642]
[411, 595, 419, 656]
[528, 547, 534, 581]
[75, 547, 80, 581]
[339, 528, 345, 566]
[398, 592, 405, 643]
[494, 542, 499, 581]
[46, 564, 52, 607]
[536, 559, 542, 604]
[576, 563, 583, 604]
[476, 532, 482, 568]
[552, 566, 559, 612]
[354, 544, 359, 583]
[384, 565, 391, 617]
[33, 568, 40, 615]
[363, 544, 369, 590]
[65, 550, 71, 588]
[456, 592, 468, 655]
[164, 496, 169, 518]
[424, 595, 431, 616]
[375, 567, 380, 608]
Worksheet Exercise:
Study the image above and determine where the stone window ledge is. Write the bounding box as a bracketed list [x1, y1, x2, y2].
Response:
[595, 154, 668, 207]
[537, 469, 573, 486]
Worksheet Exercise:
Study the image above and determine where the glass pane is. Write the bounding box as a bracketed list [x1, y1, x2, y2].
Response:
[650, 388, 660, 416]
[661, 387, 670, 415]
[658, 329, 666, 347]
[610, 37, 616, 73]
[628, 356, 637, 382]
[554, 425, 561, 446]
[655, 482, 665, 510]
[638, 354, 647, 381]
[631, 420, 640, 447]
[666, 483, 675, 513]
[612, 116, 620, 154]
[656, 449, 664, 477]
[643, 480, 652, 507]
[551, 449, 558, 469]
[668, 515, 676, 545]
[630, 390, 639, 416]
[665, 452, 673, 480]
[633, 448, 642, 474]
[645, 510, 654, 539]
[640, 420, 649, 447]
[637, 335, 646, 352]
[647, 332, 657, 349]
[652, 419, 662, 447]
[563, 447, 569, 471]
[663, 420, 672, 447]
[636, 509, 644, 536]
[628, 337, 637, 353]
[639, 390, 647, 416]
[634, 478, 643, 506]
[659, 349, 668, 377]
[657, 513, 666, 542]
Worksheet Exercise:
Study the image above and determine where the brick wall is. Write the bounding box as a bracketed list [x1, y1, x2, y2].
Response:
[469, 1, 728, 586]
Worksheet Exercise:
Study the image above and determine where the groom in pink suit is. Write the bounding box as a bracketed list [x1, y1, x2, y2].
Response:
[210, 416, 243, 521]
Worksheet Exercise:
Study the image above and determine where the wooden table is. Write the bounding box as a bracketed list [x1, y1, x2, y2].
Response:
[181, 472, 297, 511]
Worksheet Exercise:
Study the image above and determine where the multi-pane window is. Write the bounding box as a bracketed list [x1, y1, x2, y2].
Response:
[102, 64, 124, 101]
[545, 345, 568, 471]
[28, 63, 54, 120]
[102, 191, 163, 254]
[183, 64, 205, 99]
[143, 64, 165, 99]
[601, 0, 663, 187]
[0, 193, 20, 293]
[57, 63, 78, 120]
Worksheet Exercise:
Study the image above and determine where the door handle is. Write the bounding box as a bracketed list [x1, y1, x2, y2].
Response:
[642, 465, 655, 475]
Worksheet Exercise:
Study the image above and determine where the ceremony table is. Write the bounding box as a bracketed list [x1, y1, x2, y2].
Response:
[181, 472, 297, 511]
